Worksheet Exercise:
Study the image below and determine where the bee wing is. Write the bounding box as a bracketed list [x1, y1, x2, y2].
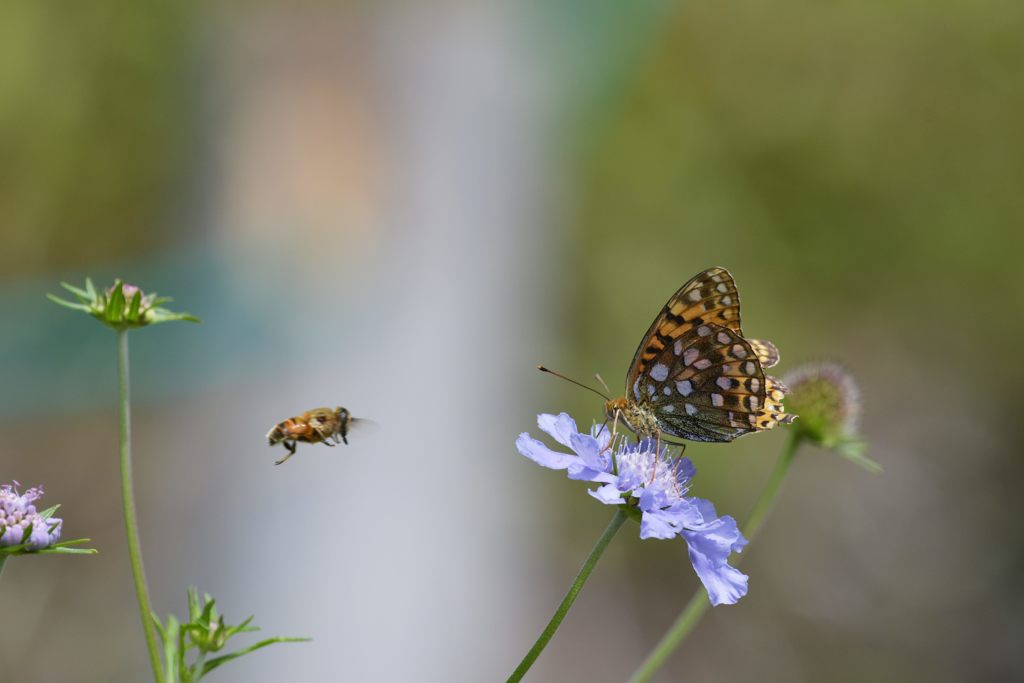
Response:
[347, 417, 378, 435]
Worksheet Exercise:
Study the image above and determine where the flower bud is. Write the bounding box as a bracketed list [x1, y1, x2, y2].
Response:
[783, 363, 879, 473]
[48, 278, 199, 329]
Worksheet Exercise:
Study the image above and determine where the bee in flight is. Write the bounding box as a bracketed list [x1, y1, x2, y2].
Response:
[267, 406, 355, 465]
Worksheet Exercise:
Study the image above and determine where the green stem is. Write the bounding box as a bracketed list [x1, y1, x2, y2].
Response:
[627, 432, 804, 683]
[507, 509, 628, 683]
[118, 330, 164, 683]
[0, 554, 7, 578]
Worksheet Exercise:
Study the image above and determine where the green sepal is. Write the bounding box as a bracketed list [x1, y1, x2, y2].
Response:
[38, 504, 61, 519]
[127, 290, 143, 323]
[48, 277, 200, 330]
[35, 545, 99, 555]
[45, 294, 92, 312]
[834, 438, 882, 474]
[200, 637, 313, 677]
[147, 309, 201, 325]
[106, 282, 125, 323]
[59, 281, 92, 299]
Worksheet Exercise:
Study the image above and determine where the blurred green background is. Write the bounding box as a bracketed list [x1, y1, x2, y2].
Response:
[2, 1, 1022, 681]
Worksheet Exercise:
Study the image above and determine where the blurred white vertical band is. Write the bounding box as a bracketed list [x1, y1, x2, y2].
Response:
[204, 3, 554, 680]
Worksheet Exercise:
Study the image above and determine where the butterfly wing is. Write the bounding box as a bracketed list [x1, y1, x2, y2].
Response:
[626, 267, 743, 394]
[630, 323, 793, 442]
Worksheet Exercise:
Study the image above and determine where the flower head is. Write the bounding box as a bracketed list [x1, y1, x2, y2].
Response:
[48, 278, 199, 329]
[0, 482, 62, 550]
[517, 413, 749, 606]
[783, 362, 878, 472]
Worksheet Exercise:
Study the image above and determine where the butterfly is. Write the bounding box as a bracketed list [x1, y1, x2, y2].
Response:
[604, 267, 795, 443]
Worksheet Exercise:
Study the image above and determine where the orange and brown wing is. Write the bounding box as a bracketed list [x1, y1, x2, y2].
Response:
[630, 323, 794, 442]
[626, 267, 743, 392]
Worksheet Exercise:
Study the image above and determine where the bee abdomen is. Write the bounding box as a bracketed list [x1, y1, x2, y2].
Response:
[267, 421, 292, 444]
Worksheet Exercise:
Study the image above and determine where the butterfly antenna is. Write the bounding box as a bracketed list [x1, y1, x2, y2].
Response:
[536, 365, 610, 401]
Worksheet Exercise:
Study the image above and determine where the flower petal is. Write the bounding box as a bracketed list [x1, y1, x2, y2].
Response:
[588, 484, 625, 505]
[569, 432, 611, 473]
[682, 514, 749, 606]
[537, 413, 579, 448]
[686, 547, 749, 606]
[567, 463, 616, 483]
[516, 433, 576, 470]
[640, 510, 679, 539]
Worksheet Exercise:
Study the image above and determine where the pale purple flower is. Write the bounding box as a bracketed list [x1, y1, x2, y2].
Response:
[0, 483, 62, 550]
[517, 413, 748, 606]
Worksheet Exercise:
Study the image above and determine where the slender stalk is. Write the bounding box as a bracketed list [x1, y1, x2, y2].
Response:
[0, 555, 7, 577]
[507, 509, 628, 683]
[628, 432, 804, 683]
[118, 330, 164, 683]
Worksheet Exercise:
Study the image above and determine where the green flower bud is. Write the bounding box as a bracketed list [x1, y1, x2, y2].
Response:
[48, 278, 199, 329]
[783, 363, 879, 473]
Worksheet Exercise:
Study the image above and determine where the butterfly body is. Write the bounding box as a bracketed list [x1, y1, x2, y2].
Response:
[608, 267, 794, 442]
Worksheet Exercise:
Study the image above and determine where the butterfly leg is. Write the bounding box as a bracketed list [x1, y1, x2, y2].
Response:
[650, 429, 662, 483]
[671, 442, 688, 477]
[609, 409, 623, 475]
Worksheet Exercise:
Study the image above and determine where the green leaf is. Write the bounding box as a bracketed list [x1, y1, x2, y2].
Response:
[85, 277, 97, 300]
[200, 637, 311, 676]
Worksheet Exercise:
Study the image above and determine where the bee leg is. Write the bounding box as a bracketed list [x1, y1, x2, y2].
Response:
[340, 432, 348, 445]
[274, 441, 297, 466]
[314, 426, 336, 446]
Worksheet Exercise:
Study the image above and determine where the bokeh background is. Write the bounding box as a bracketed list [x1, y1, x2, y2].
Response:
[2, 2, 1022, 681]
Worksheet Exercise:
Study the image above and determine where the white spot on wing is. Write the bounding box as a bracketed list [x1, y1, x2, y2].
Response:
[676, 380, 693, 396]
[650, 363, 669, 382]
[685, 403, 698, 416]
[717, 376, 732, 390]
[717, 331, 731, 344]
[711, 393, 724, 407]
[674, 339, 684, 356]
[688, 290, 702, 302]
[663, 404, 675, 413]
[697, 325, 711, 337]
[683, 348, 699, 366]
[694, 358, 712, 370]
[717, 282, 728, 293]
[663, 386, 672, 396]
[731, 344, 748, 359]
[632, 377, 642, 400]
